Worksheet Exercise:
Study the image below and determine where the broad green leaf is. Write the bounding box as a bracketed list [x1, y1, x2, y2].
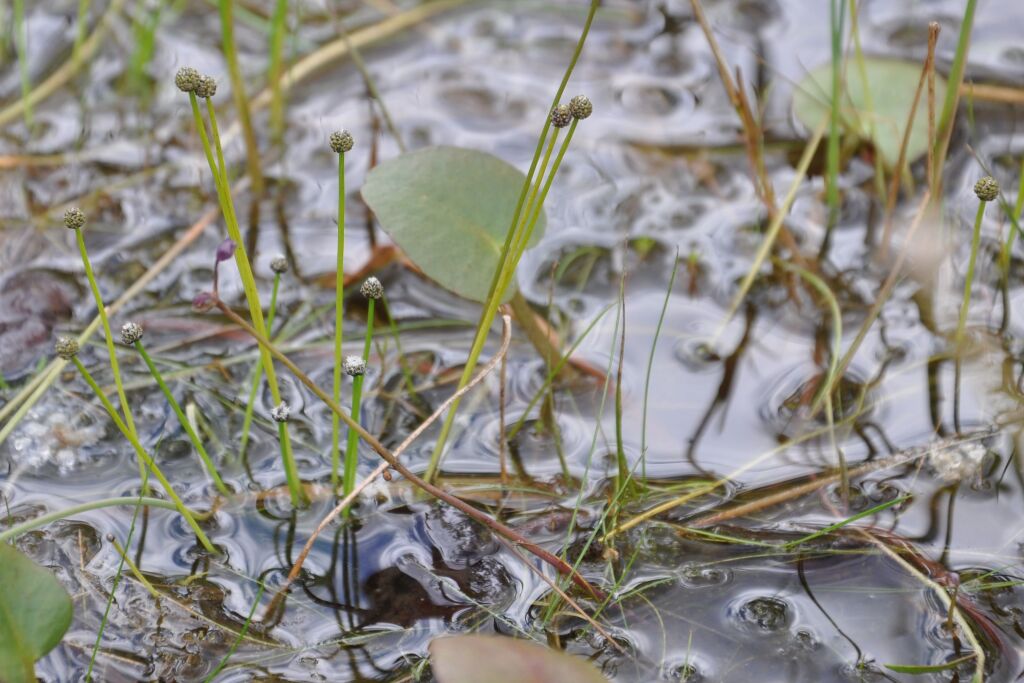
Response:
[0, 543, 73, 683]
[430, 634, 607, 683]
[792, 57, 948, 168]
[361, 146, 546, 303]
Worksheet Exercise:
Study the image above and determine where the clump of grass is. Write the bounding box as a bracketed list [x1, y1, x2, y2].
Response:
[330, 130, 354, 492]
[342, 277, 382, 499]
[120, 321, 230, 496]
[176, 68, 304, 506]
[54, 337, 216, 553]
[425, 92, 595, 481]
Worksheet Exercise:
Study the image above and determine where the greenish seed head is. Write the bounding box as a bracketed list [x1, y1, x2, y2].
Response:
[360, 276, 383, 300]
[120, 322, 144, 346]
[550, 104, 572, 128]
[974, 176, 999, 202]
[63, 207, 86, 230]
[330, 130, 354, 154]
[270, 255, 289, 274]
[194, 75, 217, 99]
[343, 355, 366, 377]
[55, 336, 79, 360]
[271, 402, 290, 423]
[569, 94, 593, 120]
[174, 66, 202, 93]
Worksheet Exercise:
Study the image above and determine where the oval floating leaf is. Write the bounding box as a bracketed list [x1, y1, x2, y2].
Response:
[0, 543, 73, 683]
[792, 57, 948, 168]
[430, 634, 607, 683]
[361, 146, 545, 303]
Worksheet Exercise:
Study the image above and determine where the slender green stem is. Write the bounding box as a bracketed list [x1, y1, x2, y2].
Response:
[955, 201, 987, 347]
[998, 156, 1024, 278]
[217, 0, 264, 195]
[268, 0, 289, 144]
[332, 151, 347, 491]
[343, 299, 375, 496]
[135, 341, 230, 495]
[239, 272, 281, 459]
[424, 0, 600, 482]
[13, 0, 32, 128]
[516, 129, 561, 252]
[953, 200, 987, 432]
[74, 0, 92, 57]
[931, 0, 977, 190]
[192, 94, 304, 506]
[775, 259, 845, 497]
[0, 496, 179, 543]
[822, 0, 845, 257]
[70, 358, 216, 552]
[613, 278, 629, 487]
[74, 228, 146, 489]
[515, 123, 577, 258]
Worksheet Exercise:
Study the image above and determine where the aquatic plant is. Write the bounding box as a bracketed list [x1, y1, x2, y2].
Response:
[121, 321, 230, 496]
[64, 209, 147, 488]
[331, 130, 353, 492]
[342, 277, 382, 498]
[55, 336, 216, 552]
[177, 67, 304, 506]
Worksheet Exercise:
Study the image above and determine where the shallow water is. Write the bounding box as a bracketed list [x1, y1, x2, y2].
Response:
[4, 0, 1024, 681]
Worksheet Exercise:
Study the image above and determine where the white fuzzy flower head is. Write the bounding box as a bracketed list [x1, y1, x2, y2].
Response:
[360, 276, 383, 300]
[271, 402, 290, 423]
[343, 355, 366, 377]
[120, 321, 144, 346]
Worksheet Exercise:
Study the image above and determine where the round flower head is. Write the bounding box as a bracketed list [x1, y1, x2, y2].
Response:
[360, 276, 383, 300]
[270, 255, 289, 274]
[330, 130, 354, 154]
[174, 66, 202, 93]
[63, 207, 85, 230]
[343, 355, 366, 377]
[55, 336, 79, 360]
[550, 104, 572, 129]
[271, 402, 290, 423]
[569, 94, 593, 120]
[194, 74, 217, 99]
[120, 321, 144, 346]
[974, 176, 999, 202]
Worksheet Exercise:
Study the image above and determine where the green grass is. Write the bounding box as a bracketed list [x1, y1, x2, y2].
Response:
[424, 0, 601, 482]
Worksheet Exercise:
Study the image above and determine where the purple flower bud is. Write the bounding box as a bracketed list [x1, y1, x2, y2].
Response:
[192, 291, 216, 312]
[216, 238, 237, 263]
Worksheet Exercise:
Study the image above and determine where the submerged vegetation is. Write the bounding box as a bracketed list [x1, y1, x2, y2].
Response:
[5, 1, 1024, 681]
